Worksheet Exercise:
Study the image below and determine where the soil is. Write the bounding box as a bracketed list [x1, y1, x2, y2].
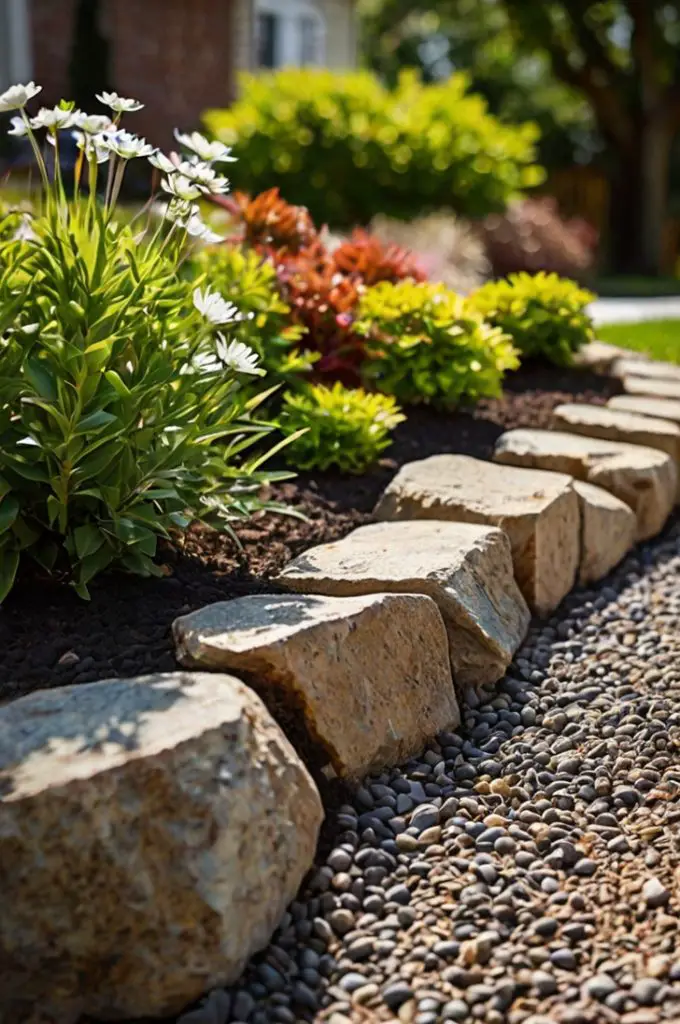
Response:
[0, 364, 620, 705]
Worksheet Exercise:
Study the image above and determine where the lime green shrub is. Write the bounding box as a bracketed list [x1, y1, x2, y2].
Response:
[355, 280, 519, 407]
[280, 383, 404, 473]
[194, 244, 317, 381]
[204, 69, 544, 227]
[469, 272, 596, 366]
[0, 88, 289, 601]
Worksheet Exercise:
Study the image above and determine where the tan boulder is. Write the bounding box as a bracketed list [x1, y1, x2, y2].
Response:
[553, 403, 680, 500]
[573, 481, 636, 585]
[608, 393, 680, 424]
[573, 340, 638, 374]
[623, 376, 680, 400]
[0, 673, 322, 1022]
[174, 592, 459, 781]
[612, 357, 680, 382]
[276, 520, 530, 693]
[373, 454, 579, 617]
[493, 428, 675, 541]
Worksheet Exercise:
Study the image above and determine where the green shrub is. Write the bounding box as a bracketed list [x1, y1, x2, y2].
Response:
[469, 271, 596, 366]
[204, 69, 544, 227]
[280, 383, 404, 473]
[0, 87, 290, 600]
[355, 280, 519, 407]
[194, 243, 317, 381]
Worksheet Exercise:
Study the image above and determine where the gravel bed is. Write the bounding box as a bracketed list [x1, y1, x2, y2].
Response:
[171, 515, 680, 1024]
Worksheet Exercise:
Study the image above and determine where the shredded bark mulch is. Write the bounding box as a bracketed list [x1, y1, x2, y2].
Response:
[0, 364, 619, 705]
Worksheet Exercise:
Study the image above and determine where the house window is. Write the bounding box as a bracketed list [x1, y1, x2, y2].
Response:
[256, 11, 278, 68]
[254, 0, 325, 68]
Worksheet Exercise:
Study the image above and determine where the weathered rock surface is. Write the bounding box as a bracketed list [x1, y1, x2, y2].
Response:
[493, 428, 676, 541]
[553, 402, 680, 499]
[373, 454, 579, 617]
[174, 592, 459, 781]
[573, 340, 638, 374]
[623, 375, 680, 400]
[608, 393, 680, 424]
[612, 356, 680, 382]
[573, 480, 637, 585]
[277, 520, 530, 693]
[0, 672, 323, 1022]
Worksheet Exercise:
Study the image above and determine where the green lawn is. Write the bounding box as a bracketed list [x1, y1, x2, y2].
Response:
[597, 319, 680, 364]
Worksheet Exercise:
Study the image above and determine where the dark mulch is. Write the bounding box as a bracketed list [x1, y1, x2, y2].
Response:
[0, 364, 619, 705]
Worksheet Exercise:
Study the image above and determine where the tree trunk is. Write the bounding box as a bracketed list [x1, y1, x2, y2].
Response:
[608, 117, 673, 276]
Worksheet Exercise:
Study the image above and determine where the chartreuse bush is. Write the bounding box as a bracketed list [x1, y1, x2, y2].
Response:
[0, 83, 293, 600]
[355, 280, 519, 408]
[193, 244, 317, 382]
[280, 383, 404, 473]
[204, 69, 544, 227]
[469, 272, 596, 366]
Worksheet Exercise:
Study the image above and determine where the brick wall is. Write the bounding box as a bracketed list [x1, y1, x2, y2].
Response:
[29, 0, 238, 148]
[31, 0, 77, 106]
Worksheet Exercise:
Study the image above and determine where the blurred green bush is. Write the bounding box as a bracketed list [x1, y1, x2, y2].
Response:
[204, 69, 544, 227]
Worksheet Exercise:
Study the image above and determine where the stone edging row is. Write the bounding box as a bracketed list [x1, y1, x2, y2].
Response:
[2, 344, 680, 1021]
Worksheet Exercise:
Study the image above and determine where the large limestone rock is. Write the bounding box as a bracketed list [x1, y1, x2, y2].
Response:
[493, 429, 676, 542]
[573, 481, 636, 585]
[174, 592, 459, 781]
[373, 454, 579, 617]
[608, 393, 680, 424]
[612, 357, 680, 382]
[553, 403, 680, 500]
[573, 340, 637, 374]
[276, 520, 530, 693]
[623, 375, 680, 401]
[0, 673, 323, 1022]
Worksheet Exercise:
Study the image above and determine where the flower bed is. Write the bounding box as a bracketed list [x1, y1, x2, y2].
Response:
[0, 362, 619, 707]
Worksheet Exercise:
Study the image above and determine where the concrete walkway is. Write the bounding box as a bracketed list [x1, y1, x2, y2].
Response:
[589, 296, 680, 326]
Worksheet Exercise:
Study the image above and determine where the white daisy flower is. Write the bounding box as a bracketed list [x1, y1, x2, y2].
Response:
[73, 131, 111, 164]
[96, 91, 144, 113]
[191, 350, 222, 374]
[161, 174, 203, 201]
[193, 287, 243, 326]
[0, 82, 42, 113]
[184, 212, 225, 244]
[102, 129, 155, 159]
[173, 128, 236, 164]
[148, 150, 177, 174]
[163, 198, 199, 224]
[74, 112, 115, 134]
[216, 335, 261, 375]
[30, 106, 80, 131]
[7, 116, 28, 137]
[176, 160, 230, 195]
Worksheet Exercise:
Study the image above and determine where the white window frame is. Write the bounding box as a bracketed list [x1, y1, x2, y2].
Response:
[254, 0, 326, 69]
[0, 0, 32, 91]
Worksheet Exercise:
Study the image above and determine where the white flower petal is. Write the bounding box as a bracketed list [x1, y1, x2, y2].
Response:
[193, 287, 244, 326]
[161, 174, 202, 201]
[0, 82, 41, 113]
[149, 151, 177, 174]
[7, 115, 28, 137]
[215, 335, 261, 375]
[29, 106, 79, 131]
[96, 91, 144, 113]
[173, 128, 236, 164]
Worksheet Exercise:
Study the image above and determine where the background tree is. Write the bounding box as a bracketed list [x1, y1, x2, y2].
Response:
[361, 0, 680, 276]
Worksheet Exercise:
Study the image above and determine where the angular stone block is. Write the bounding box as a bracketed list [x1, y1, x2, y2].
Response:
[553, 403, 680, 500]
[373, 454, 579, 617]
[573, 481, 636, 585]
[608, 393, 680, 425]
[493, 428, 675, 542]
[276, 520, 530, 693]
[624, 375, 680, 401]
[573, 340, 637, 375]
[174, 592, 459, 780]
[0, 673, 322, 1022]
[612, 357, 680, 383]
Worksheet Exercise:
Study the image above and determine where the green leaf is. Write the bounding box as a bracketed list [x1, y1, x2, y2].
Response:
[0, 549, 20, 604]
[0, 495, 19, 535]
[74, 523, 105, 560]
[25, 358, 58, 401]
[75, 409, 118, 434]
